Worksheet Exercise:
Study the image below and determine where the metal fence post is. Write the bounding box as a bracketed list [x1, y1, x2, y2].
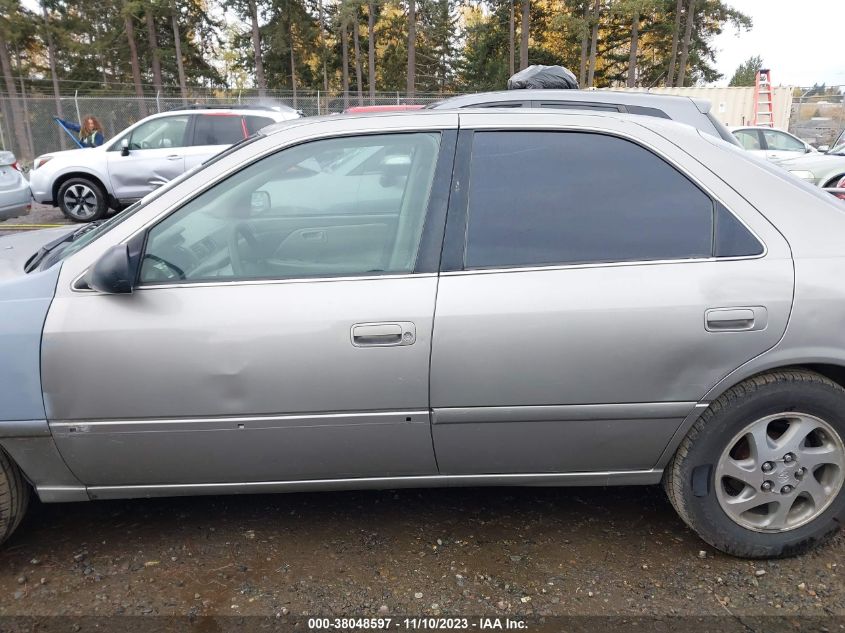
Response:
[156, 91, 162, 113]
[317, 91, 320, 116]
[74, 90, 81, 127]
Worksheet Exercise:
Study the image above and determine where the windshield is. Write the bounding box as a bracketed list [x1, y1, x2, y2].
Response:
[829, 131, 845, 155]
[36, 134, 265, 271]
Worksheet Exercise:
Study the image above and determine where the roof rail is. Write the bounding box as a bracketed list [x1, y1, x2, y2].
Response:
[167, 103, 277, 112]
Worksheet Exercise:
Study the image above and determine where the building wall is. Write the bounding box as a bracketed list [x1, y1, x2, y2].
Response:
[611, 86, 794, 131]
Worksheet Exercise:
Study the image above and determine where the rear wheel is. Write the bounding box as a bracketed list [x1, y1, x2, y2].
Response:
[665, 370, 845, 558]
[0, 448, 29, 546]
[57, 177, 107, 222]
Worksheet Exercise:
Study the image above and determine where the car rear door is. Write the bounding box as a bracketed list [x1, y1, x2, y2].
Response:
[43, 124, 456, 488]
[182, 113, 251, 171]
[429, 114, 794, 476]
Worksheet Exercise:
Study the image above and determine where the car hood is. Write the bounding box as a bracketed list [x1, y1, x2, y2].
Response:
[0, 227, 74, 280]
[36, 146, 104, 166]
[775, 153, 845, 171]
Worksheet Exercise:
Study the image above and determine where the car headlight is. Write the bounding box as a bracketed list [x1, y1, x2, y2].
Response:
[33, 156, 53, 170]
[789, 170, 816, 182]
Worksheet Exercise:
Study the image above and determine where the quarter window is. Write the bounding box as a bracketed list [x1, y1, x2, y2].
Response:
[139, 133, 441, 283]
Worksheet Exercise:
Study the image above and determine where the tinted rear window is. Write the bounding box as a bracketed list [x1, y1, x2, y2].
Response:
[193, 115, 245, 146]
[245, 115, 276, 135]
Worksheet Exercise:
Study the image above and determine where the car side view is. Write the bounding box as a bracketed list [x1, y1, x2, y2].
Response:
[28, 105, 300, 223]
[1, 110, 845, 559]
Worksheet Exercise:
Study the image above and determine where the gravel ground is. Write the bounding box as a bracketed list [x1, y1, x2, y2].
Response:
[0, 204, 843, 626]
[0, 203, 71, 232]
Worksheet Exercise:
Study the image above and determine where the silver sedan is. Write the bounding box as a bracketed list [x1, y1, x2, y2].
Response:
[0, 151, 30, 220]
[1, 110, 845, 559]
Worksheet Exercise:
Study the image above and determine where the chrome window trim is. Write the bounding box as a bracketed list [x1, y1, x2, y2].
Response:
[456, 123, 769, 270]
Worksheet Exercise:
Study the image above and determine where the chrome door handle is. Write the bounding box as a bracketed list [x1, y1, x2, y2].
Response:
[705, 307, 767, 332]
[351, 322, 416, 347]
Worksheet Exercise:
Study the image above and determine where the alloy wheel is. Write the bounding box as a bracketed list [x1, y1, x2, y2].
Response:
[63, 184, 99, 220]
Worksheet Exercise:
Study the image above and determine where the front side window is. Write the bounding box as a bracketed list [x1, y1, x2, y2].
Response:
[734, 129, 762, 150]
[127, 116, 189, 150]
[464, 131, 719, 269]
[193, 114, 247, 146]
[139, 132, 441, 284]
[762, 130, 805, 152]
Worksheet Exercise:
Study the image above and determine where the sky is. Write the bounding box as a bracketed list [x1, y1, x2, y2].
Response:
[711, 0, 844, 88]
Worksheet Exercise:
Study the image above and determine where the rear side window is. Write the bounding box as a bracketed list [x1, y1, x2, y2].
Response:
[193, 115, 246, 146]
[245, 115, 276, 135]
[734, 129, 762, 150]
[464, 131, 723, 268]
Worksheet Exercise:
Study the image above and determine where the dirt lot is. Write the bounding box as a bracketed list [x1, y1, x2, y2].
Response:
[0, 205, 843, 628]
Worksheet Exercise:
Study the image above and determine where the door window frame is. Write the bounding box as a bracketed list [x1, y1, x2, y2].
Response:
[107, 114, 193, 152]
[440, 128, 767, 274]
[128, 129, 458, 289]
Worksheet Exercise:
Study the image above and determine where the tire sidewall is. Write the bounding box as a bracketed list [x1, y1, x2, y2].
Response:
[58, 178, 107, 223]
[682, 379, 845, 557]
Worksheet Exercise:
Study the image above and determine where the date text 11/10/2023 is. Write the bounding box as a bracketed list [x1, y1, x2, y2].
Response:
[307, 617, 529, 630]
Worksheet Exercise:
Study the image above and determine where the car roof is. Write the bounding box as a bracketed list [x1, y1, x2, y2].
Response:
[429, 89, 711, 113]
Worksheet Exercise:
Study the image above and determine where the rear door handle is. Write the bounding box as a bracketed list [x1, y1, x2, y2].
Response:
[166, 155, 181, 161]
[351, 322, 416, 347]
[705, 307, 767, 332]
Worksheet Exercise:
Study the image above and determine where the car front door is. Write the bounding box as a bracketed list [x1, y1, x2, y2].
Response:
[107, 115, 190, 201]
[762, 129, 810, 162]
[430, 121, 794, 476]
[43, 128, 455, 488]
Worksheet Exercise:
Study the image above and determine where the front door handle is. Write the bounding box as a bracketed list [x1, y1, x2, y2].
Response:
[166, 155, 182, 161]
[705, 307, 768, 332]
[351, 322, 416, 347]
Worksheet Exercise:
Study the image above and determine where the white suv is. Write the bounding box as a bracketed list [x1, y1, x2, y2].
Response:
[30, 105, 300, 222]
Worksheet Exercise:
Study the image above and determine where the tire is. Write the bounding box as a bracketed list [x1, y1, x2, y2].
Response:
[0, 447, 29, 547]
[57, 177, 108, 223]
[664, 369, 845, 558]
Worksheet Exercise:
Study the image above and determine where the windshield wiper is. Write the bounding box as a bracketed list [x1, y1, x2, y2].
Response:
[24, 220, 106, 273]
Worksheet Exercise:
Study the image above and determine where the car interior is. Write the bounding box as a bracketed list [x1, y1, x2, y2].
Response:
[138, 133, 441, 283]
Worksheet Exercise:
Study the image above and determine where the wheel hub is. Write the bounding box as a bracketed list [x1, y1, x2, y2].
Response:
[715, 412, 845, 532]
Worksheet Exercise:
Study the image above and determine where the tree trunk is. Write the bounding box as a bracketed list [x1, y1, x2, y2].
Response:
[508, 0, 515, 76]
[15, 60, 34, 161]
[626, 9, 639, 87]
[171, 9, 188, 104]
[368, 0, 376, 102]
[341, 19, 349, 109]
[519, 0, 529, 70]
[319, 0, 328, 92]
[248, 0, 267, 97]
[352, 11, 363, 105]
[146, 6, 163, 95]
[406, 0, 415, 97]
[665, 0, 682, 86]
[586, 0, 600, 87]
[42, 5, 67, 150]
[124, 7, 148, 118]
[578, 0, 589, 86]
[675, 0, 695, 87]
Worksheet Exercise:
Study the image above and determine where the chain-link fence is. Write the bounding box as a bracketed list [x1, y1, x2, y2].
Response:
[789, 89, 845, 148]
[0, 90, 457, 165]
[3, 86, 843, 165]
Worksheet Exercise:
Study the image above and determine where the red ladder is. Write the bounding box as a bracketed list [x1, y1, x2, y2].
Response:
[753, 69, 775, 127]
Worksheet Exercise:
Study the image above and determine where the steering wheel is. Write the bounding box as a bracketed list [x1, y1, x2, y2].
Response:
[228, 222, 261, 276]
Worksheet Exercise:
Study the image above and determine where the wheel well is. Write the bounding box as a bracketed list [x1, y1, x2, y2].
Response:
[52, 172, 107, 204]
[793, 363, 845, 390]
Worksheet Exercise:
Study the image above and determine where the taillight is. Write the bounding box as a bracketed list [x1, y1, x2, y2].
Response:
[836, 176, 845, 200]
[11, 161, 18, 171]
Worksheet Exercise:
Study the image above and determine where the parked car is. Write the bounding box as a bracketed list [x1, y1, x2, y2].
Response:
[731, 126, 817, 162]
[29, 105, 300, 223]
[3, 110, 845, 559]
[776, 129, 845, 197]
[422, 90, 742, 146]
[0, 150, 31, 220]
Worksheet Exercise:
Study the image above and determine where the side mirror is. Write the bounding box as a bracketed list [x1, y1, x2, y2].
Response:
[87, 244, 134, 294]
[251, 190, 271, 213]
[121, 138, 130, 157]
[819, 145, 830, 153]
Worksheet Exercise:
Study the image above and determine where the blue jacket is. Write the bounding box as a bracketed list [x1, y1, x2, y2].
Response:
[57, 118, 105, 148]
